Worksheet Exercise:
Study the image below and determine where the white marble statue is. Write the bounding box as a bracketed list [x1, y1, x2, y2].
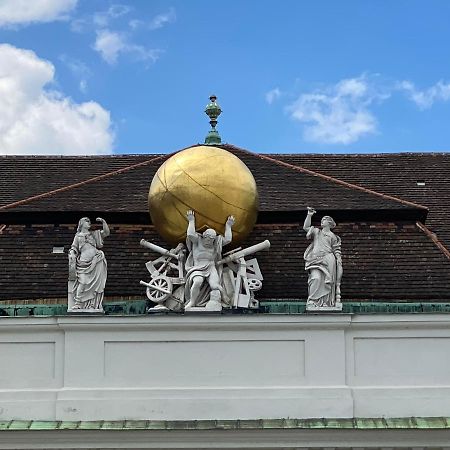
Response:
[139, 212, 270, 313]
[68, 217, 110, 313]
[303, 207, 342, 311]
[184, 210, 235, 311]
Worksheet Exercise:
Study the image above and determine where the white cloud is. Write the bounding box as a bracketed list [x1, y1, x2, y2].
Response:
[94, 29, 160, 65]
[148, 7, 176, 30]
[70, 17, 87, 33]
[71, 4, 131, 33]
[398, 80, 450, 109]
[59, 54, 91, 93]
[79, 79, 87, 94]
[0, 0, 77, 27]
[93, 3, 131, 28]
[93, 29, 124, 64]
[265, 88, 281, 105]
[129, 19, 144, 30]
[0, 44, 114, 155]
[287, 76, 386, 145]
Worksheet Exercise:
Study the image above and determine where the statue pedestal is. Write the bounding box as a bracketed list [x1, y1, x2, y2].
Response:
[184, 306, 222, 314]
[67, 309, 104, 315]
[147, 305, 171, 314]
[306, 302, 343, 312]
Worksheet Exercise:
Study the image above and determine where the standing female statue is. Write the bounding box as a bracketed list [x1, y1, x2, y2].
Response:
[303, 207, 342, 310]
[68, 217, 110, 312]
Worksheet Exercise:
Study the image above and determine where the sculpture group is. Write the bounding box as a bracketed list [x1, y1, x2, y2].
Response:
[140, 210, 269, 312]
[67, 207, 343, 313]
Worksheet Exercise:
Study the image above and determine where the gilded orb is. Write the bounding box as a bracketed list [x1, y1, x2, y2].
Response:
[149, 146, 259, 245]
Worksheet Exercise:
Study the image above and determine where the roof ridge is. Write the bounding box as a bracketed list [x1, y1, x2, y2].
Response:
[266, 152, 450, 157]
[0, 153, 173, 211]
[0, 153, 161, 159]
[416, 222, 450, 261]
[225, 144, 428, 211]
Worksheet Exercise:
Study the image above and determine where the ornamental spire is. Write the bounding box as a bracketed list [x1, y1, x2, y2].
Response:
[204, 95, 222, 145]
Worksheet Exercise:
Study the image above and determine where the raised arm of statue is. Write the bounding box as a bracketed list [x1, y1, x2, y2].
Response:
[303, 207, 316, 232]
[223, 215, 235, 246]
[186, 210, 198, 242]
[97, 217, 110, 238]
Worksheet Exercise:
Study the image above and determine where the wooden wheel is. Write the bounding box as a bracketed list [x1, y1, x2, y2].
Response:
[146, 275, 173, 303]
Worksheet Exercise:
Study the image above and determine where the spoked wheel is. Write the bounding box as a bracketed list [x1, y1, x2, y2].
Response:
[146, 275, 173, 303]
[247, 278, 262, 291]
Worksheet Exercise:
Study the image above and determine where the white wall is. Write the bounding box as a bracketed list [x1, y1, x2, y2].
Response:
[0, 314, 449, 421]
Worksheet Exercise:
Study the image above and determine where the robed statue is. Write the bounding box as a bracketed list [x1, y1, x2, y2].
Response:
[68, 217, 110, 312]
[303, 207, 342, 310]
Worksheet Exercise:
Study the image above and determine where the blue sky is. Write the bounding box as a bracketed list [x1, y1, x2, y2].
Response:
[1, 0, 450, 154]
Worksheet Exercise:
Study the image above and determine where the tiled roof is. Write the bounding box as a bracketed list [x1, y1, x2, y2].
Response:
[267, 151, 450, 250]
[0, 154, 157, 207]
[1, 222, 449, 302]
[1, 145, 448, 304]
[0, 146, 426, 220]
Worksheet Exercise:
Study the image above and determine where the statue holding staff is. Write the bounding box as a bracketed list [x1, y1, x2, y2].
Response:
[303, 207, 342, 310]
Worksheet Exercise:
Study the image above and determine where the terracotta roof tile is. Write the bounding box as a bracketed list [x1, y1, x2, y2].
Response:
[0, 146, 425, 216]
[267, 151, 450, 249]
[0, 154, 157, 207]
[1, 222, 449, 302]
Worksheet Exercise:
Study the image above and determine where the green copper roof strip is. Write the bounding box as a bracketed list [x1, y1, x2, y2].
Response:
[303, 419, 328, 429]
[0, 300, 148, 317]
[29, 421, 59, 430]
[354, 418, 386, 429]
[322, 418, 355, 429]
[101, 421, 125, 430]
[239, 419, 264, 429]
[414, 417, 448, 428]
[279, 418, 300, 429]
[2, 301, 450, 317]
[0, 421, 11, 430]
[260, 302, 450, 314]
[58, 421, 80, 430]
[7, 420, 32, 430]
[1, 418, 450, 431]
[384, 417, 419, 428]
[77, 421, 104, 430]
[214, 419, 238, 429]
[145, 420, 168, 430]
[123, 420, 148, 429]
[196, 420, 218, 430]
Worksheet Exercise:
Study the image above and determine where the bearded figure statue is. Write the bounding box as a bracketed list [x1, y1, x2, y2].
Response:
[184, 210, 235, 311]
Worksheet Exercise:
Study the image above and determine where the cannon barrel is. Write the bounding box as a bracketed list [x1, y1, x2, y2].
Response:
[140, 239, 179, 259]
[218, 240, 270, 265]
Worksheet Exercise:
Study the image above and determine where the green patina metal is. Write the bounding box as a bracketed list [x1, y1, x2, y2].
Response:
[259, 301, 450, 314]
[204, 95, 222, 144]
[2, 300, 450, 317]
[0, 417, 449, 431]
[0, 300, 148, 317]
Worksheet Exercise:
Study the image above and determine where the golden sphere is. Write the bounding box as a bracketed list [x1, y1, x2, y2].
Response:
[149, 145, 259, 245]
